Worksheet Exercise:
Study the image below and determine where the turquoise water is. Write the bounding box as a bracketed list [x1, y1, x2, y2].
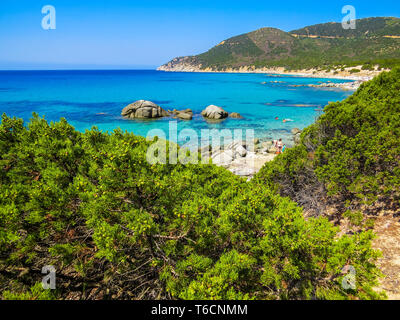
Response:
[0, 70, 353, 145]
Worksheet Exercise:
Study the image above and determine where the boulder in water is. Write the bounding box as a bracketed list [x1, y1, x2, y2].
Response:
[121, 100, 168, 119]
[201, 105, 228, 120]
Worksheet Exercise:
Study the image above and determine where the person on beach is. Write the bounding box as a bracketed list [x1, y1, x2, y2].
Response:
[276, 139, 283, 154]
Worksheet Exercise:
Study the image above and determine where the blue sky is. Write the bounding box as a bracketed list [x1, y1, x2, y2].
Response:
[0, 0, 399, 69]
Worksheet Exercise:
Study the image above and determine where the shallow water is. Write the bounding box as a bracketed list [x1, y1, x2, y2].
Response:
[0, 70, 353, 146]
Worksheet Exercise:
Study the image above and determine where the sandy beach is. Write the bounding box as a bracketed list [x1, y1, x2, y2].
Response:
[157, 64, 387, 82]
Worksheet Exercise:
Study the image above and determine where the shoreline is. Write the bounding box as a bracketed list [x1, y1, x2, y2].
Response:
[157, 67, 384, 175]
[155, 67, 380, 175]
[157, 65, 387, 82]
[201, 130, 302, 179]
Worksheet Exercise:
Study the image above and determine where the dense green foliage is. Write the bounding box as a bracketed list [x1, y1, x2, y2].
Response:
[161, 17, 400, 71]
[255, 68, 400, 216]
[0, 112, 385, 300]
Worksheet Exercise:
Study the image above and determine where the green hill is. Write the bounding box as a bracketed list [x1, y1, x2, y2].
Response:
[159, 17, 400, 71]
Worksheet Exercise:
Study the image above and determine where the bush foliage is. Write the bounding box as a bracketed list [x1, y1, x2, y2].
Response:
[0, 107, 386, 299]
[256, 68, 400, 215]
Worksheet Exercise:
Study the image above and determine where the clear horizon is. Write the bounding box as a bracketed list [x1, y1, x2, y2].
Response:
[1, 0, 399, 70]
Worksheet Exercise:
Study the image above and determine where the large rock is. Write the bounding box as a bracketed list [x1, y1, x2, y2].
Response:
[225, 140, 248, 157]
[201, 105, 228, 120]
[262, 141, 273, 148]
[212, 150, 234, 166]
[121, 100, 168, 119]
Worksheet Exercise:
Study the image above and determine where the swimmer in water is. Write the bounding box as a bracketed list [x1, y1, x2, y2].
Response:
[283, 119, 294, 123]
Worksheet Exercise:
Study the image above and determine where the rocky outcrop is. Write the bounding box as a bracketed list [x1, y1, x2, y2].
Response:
[157, 56, 202, 72]
[291, 128, 302, 144]
[122, 100, 168, 119]
[199, 139, 277, 178]
[201, 105, 228, 120]
[212, 150, 235, 167]
[307, 80, 363, 91]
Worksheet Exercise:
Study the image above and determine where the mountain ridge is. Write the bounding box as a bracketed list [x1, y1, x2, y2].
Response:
[158, 17, 400, 72]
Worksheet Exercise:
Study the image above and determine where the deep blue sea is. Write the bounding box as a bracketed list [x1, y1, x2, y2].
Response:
[0, 70, 353, 145]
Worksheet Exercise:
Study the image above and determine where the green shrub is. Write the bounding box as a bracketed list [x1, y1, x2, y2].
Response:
[0, 113, 384, 300]
[2, 283, 56, 300]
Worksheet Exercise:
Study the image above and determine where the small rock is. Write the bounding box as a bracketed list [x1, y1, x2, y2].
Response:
[291, 128, 302, 135]
[229, 112, 243, 119]
[176, 112, 193, 120]
[181, 109, 193, 114]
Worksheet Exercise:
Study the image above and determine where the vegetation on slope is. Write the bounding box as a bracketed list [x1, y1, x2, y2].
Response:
[254, 68, 400, 222]
[0, 112, 385, 300]
[160, 17, 400, 71]
[291, 17, 400, 38]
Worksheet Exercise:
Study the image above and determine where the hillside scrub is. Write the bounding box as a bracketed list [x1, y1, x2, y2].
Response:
[0, 113, 385, 300]
[255, 68, 400, 219]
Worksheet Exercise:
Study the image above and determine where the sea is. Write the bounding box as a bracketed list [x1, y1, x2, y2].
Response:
[0, 70, 354, 146]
